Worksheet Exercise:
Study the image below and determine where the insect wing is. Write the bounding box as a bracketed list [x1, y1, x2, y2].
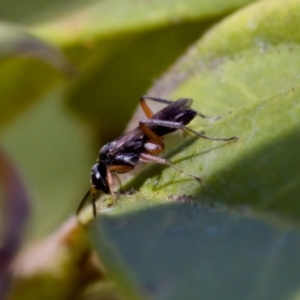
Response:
[151, 98, 193, 121]
[106, 98, 193, 156]
[106, 127, 143, 156]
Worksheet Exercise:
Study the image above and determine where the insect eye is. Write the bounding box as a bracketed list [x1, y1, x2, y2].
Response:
[90, 164, 110, 194]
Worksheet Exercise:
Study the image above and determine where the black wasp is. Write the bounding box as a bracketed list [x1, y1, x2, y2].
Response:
[77, 96, 236, 216]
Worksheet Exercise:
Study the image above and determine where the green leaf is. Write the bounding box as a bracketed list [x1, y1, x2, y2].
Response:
[1, 90, 93, 238]
[27, 0, 256, 142]
[91, 203, 300, 300]
[0, 22, 72, 128]
[126, 87, 300, 219]
[87, 0, 300, 298]
[29, 0, 257, 44]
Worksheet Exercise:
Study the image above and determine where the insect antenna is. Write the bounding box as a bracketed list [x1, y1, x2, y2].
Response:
[76, 189, 92, 215]
[77, 187, 99, 216]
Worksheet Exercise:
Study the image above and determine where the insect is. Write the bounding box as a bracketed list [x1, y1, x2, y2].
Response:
[76, 96, 236, 216]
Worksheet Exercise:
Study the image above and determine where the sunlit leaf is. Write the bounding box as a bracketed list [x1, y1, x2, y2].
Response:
[88, 0, 300, 299]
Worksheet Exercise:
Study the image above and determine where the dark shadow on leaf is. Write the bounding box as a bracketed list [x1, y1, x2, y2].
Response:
[194, 128, 300, 222]
[92, 202, 300, 300]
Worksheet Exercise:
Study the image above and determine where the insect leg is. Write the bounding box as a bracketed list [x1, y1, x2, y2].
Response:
[139, 119, 184, 154]
[141, 119, 184, 129]
[184, 127, 237, 141]
[108, 165, 134, 173]
[141, 119, 237, 142]
[140, 95, 175, 119]
[140, 97, 154, 118]
[106, 170, 116, 206]
[197, 112, 223, 120]
[140, 95, 175, 105]
[196, 108, 234, 120]
[139, 122, 165, 154]
[107, 165, 134, 206]
[76, 187, 98, 216]
[114, 173, 124, 192]
[139, 153, 201, 181]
